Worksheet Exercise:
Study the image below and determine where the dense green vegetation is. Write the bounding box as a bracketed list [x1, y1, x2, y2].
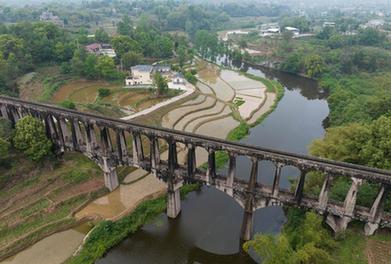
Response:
[13, 116, 53, 161]
[244, 211, 336, 264]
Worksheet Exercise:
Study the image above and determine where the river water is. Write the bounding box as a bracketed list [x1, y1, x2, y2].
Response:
[97, 66, 329, 264]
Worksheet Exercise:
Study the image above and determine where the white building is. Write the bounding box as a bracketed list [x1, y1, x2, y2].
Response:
[323, 22, 336, 28]
[126, 65, 154, 86]
[365, 19, 385, 29]
[260, 26, 281, 37]
[172, 73, 185, 85]
[153, 65, 171, 75]
[285, 27, 300, 36]
[99, 44, 116, 58]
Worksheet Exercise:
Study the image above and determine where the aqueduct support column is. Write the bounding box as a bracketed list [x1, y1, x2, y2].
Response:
[58, 117, 72, 150]
[0, 104, 9, 119]
[364, 185, 389, 236]
[45, 114, 60, 146]
[150, 136, 160, 174]
[240, 157, 258, 242]
[167, 139, 181, 218]
[206, 148, 216, 185]
[100, 126, 119, 191]
[72, 119, 84, 149]
[318, 175, 333, 212]
[326, 177, 362, 234]
[271, 163, 282, 198]
[84, 123, 98, 154]
[186, 143, 196, 178]
[294, 170, 307, 205]
[132, 132, 144, 167]
[9, 106, 20, 123]
[226, 153, 236, 196]
[116, 129, 128, 165]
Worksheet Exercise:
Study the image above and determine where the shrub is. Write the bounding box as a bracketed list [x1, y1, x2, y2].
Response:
[98, 88, 110, 98]
[60, 100, 76, 109]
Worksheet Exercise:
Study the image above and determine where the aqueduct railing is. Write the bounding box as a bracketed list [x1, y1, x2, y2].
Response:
[1, 95, 390, 241]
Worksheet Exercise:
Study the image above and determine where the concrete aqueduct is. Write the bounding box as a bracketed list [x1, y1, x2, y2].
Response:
[1, 96, 391, 241]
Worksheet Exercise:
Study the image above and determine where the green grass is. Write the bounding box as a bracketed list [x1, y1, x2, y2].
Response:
[62, 170, 90, 184]
[66, 183, 200, 264]
[227, 122, 250, 141]
[334, 229, 367, 264]
[0, 195, 87, 245]
[233, 97, 245, 107]
[19, 199, 50, 218]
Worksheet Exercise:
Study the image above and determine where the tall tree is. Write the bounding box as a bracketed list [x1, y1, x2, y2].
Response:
[122, 51, 142, 69]
[13, 116, 52, 161]
[153, 72, 168, 96]
[95, 27, 110, 43]
[96, 56, 117, 80]
[117, 16, 133, 36]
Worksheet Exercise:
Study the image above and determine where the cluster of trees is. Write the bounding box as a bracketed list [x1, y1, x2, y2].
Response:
[65, 49, 121, 81]
[117, 15, 173, 59]
[279, 30, 391, 78]
[0, 22, 74, 95]
[194, 30, 220, 60]
[244, 211, 336, 264]
[318, 27, 388, 48]
[307, 116, 391, 210]
[321, 73, 391, 126]
[0, 116, 52, 164]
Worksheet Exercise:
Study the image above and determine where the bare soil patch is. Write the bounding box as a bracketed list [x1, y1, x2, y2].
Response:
[366, 239, 391, 264]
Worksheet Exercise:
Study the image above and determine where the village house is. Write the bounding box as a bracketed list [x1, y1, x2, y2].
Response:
[285, 27, 300, 36]
[153, 65, 171, 75]
[125, 65, 154, 86]
[172, 73, 185, 85]
[323, 21, 336, 28]
[85, 43, 101, 54]
[99, 44, 116, 58]
[85, 43, 116, 58]
[125, 64, 187, 89]
[363, 19, 385, 29]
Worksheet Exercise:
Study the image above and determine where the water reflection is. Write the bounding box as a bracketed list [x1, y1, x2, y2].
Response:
[98, 64, 329, 264]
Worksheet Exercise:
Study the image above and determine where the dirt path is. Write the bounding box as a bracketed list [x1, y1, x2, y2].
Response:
[121, 82, 196, 121]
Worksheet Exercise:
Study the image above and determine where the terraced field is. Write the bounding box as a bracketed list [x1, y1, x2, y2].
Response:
[162, 60, 273, 139]
[52, 80, 173, 118]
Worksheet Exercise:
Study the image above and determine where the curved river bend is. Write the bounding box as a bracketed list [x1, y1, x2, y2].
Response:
[97, 66, 329, 263]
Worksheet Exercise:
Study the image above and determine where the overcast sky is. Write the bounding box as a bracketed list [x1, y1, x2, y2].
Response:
[1, 0, 391, 8]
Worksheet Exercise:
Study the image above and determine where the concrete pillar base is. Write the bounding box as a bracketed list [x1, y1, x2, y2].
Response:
[167, 188, 181, 218]
[326, 215, 350, 235]
[240, 210, 253, 242]
[104, 170, 119, 192]
[102, 157, 119, 192]
[364, 222, 379, 236]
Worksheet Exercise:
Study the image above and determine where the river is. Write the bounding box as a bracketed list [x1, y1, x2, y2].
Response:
[96, 66, 329, 263]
